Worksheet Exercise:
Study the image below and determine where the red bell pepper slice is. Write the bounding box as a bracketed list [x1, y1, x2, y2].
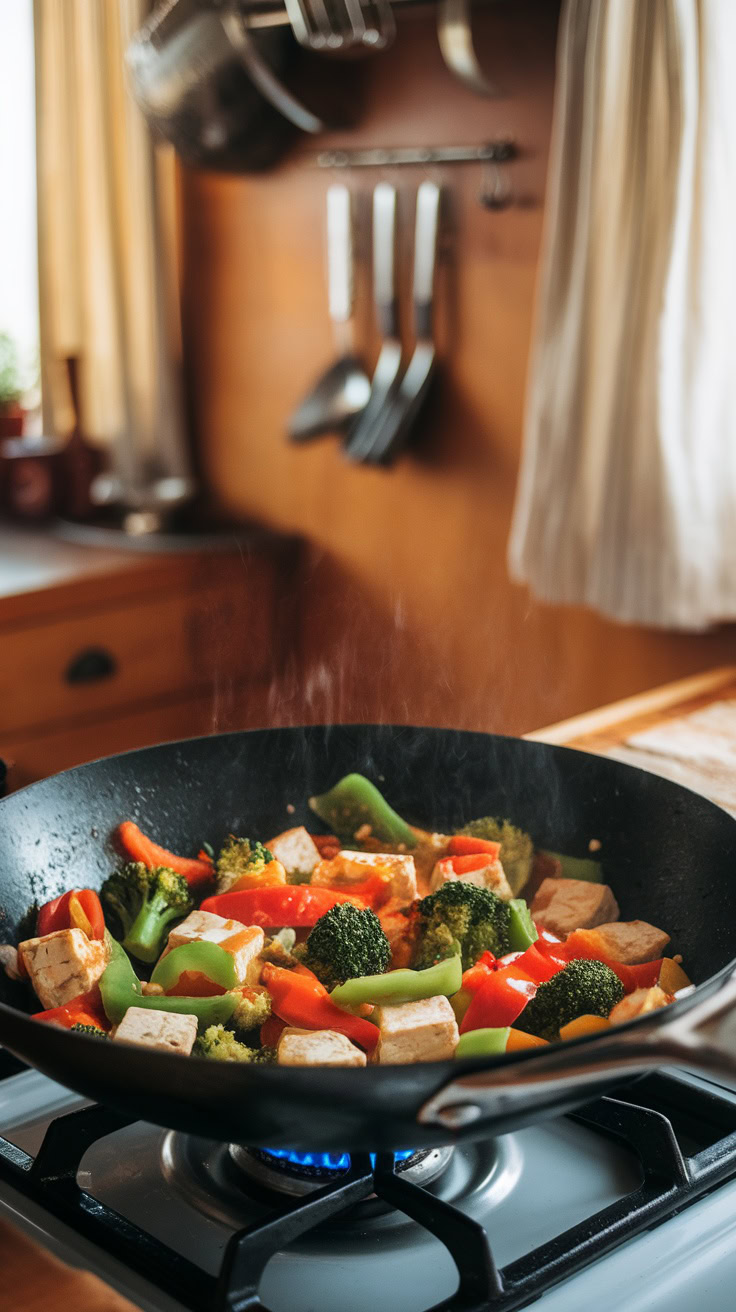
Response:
[461, 951, 497, 994]
[260, 1014, 287, 1047]
[460, 963, 538, 1034]
[514, 942, 567, 984]
[118, 821, 214, 890]
[200, 885, 365, 929]
[628, 960, 665, 989]
[37, 889, 105, 941]
[33, 983, 110, 1032]
[447, 836, 502, 860]
[262, 963, 379, 1051]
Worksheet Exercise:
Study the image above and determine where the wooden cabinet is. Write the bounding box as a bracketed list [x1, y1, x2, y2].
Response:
[0, 528, 301, 792]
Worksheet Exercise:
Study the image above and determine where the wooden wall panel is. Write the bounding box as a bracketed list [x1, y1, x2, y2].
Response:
[180, 2, 736, 736]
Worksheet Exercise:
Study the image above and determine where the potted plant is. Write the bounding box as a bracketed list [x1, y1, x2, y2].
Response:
[0, 333, 25, 439]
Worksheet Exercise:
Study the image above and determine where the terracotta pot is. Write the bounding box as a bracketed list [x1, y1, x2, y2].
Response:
[0, 404, 24, 439]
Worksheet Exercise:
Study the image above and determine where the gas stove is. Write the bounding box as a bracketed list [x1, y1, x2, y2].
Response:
[3, 1051, 736, 1312]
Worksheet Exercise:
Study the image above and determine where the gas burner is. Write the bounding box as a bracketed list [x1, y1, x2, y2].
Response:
[228, 1145, 454, 1197]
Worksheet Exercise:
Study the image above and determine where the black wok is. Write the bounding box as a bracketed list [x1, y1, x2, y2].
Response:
[2, 725, 736, 1152]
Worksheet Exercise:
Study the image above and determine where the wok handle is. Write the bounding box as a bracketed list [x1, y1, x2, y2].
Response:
[418, 969, 736, 1134]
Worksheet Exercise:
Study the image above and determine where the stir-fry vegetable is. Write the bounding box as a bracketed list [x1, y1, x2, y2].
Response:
[150, 941, 237, 995]
[300, 903, 391, 990]
[118, 821, 214, 890]
[101, 863, 193, 964]
[309, 773, 417, 848]
[16, 771, 684, 1067]
[200, 884, 365, 929]
[262, 963, 380, 1051]
[330, 954, 462, 1009]
[38, 889, 105, 941]
[413, 881, 512, 970]
[99, 937, 237, 1030]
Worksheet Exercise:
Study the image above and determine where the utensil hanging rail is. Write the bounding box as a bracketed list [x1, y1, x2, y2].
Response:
[236, 0, 460, 28]
[315, 140, 516, 168]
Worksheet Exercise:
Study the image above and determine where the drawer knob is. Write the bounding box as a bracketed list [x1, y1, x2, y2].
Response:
[65, 647, 117, 685]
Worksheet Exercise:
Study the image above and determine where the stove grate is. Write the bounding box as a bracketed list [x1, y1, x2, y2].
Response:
[2, 1072, 736, 1312]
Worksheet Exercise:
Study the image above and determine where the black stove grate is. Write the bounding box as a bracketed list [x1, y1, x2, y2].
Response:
[2, 1072, 736, 1311]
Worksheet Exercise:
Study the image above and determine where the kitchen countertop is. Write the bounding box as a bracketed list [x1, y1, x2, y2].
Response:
[4, 663, 736, 1310]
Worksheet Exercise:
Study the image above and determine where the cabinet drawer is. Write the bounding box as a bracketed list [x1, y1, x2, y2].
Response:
[0, 564, 277, 736]
[0, 682, 271, 792]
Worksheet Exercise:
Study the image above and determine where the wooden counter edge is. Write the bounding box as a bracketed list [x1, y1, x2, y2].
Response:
[524, 665, 736, 750]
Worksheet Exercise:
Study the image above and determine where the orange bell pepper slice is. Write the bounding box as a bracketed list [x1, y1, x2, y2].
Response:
[262, 963, 379, 1051]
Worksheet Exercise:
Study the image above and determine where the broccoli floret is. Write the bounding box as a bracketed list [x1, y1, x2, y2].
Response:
[69, 1023, 109, 1039]
[413, 881, 511, 970]
[515, 959, 624, 1041]
[301, 903, 391, 991]
[260, 929, 298, 968]
[230, 985, 272, 1036]
[194, 1024, 276, 1063]
[100, 862, 193, 965]
[216, 836, 274, 893]
[457, 818, 534, 894]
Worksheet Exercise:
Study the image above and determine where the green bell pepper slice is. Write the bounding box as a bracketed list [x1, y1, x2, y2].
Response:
[330, 953, 462, 1009]
[309, 773, 417, 848]
[456, 1027, 510, 1058]
[508, 899, 538, 952]
[541, 852, 602, 883]
[100, 937, 237, 1030]
[150, 941, 237, 993]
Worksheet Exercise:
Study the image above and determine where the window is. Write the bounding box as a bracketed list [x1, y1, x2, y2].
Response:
[0, 0, 40, 425]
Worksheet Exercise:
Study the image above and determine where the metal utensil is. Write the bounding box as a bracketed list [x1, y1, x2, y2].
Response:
[365, 180, 442, 464]
[344, 183, 403, 462]
[289, 185, 370, 442]
[127, 0, 327, 165]
[220, 6, 326, 133]
[437, 0, 498, 97]
[284, 0, 396, 52]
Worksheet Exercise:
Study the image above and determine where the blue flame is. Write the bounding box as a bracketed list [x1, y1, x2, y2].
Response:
[261, 1147, 415, 1172]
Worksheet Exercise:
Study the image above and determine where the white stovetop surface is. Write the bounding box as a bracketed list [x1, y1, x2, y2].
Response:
[2, 1066, 736, 1312]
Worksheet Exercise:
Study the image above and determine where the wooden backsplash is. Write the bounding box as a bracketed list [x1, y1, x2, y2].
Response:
[179, 1, 736, 736]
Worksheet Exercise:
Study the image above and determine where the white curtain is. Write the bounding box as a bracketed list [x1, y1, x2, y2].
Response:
[509, 0, 736, 630]
[34, 0, 189, 507]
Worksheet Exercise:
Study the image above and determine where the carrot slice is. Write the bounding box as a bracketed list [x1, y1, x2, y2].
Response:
[118, 821, 214, 889]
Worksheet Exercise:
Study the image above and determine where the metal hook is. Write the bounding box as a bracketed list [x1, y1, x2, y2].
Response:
[437, 0, 498, 98]
[478, 160, 512, 210]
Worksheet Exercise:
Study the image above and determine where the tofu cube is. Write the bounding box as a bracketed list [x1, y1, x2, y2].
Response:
[374, 996, 459, 1064]
[113, 1007, 198, 1055]
[166, 910, 264, 984]
[19, 928, 108, 1010]
[609, 986, 671, 1026]
[337, 850, 417, 901]
[590, 920, 671, 965]
[429, 856, 513, 901]
[530, 878, 619, 937]
[277, 1027, 367, 1068]
[268, 827, 321, 881]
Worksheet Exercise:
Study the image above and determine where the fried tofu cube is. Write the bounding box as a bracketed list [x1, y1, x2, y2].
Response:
[277, 1027, 367, 1068]
[531, 878, 619, 937]
[268, 827, 321, 881]
[609, 986, 671, 1025]
[373, 995, 459, 1064]
[337, 850, 417, 901]
[429, 856, 513, 901]
[166, 910, 264, 984]
[113, 1007, 198, 1054]
[591, 920, 671, 964]
[18, 928, 108, 1010]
